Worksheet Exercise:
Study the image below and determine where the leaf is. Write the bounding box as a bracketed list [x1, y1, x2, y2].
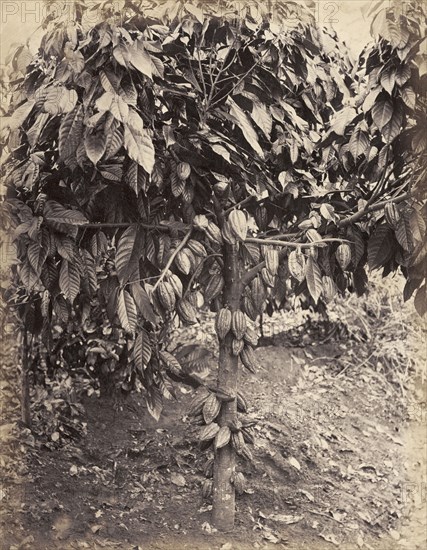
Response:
[59, 259, 80, 303]
[288, 250, 306, 282]
[228, 98, 264, 159]
[330, 106, 356, 135]
[381, 104, 403, 143]
[124, 123, 155, 175]
[115, 225, 141, 285]
[133, 329, 152, 371]
[117, 289, 137, 335]
[305, 256, 322, 303]
[159, 351, 182, 375]
[372, 97, 393, 129]
[251, 101, 272, 138]
[380, 65, 396, 95]
[96, 92, 129, 122]
[400, 85, 416, 109]
[43, 201, 88, 227]
[7, 100, 36, 130]
[185, 3, 204, 23]
[59, 105, 84, 162]
[367, 225, 393, 270]
[349, 128, 369, 159]
[128, 39, 152, 79]
[27, 242, 48, 275]
[84, 129, 106, 165]
[146, 387, 163, 421]
[395, 211, 413, 252]
[125, 161, 146, 195]
[130, 282, 157, 324]
[414, 285, 427, 317]
[44, 87, 78, 115]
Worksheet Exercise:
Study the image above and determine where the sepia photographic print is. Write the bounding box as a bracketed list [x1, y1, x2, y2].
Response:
[0, 1, 426, 549]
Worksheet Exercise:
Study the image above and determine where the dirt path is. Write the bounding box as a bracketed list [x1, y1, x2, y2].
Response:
[1, 338, 425, 550]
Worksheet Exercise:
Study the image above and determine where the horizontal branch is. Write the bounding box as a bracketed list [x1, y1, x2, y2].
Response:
[80, 221, 189, 232]
[245, 237, 349, 247]
[338, 192, 410, 228]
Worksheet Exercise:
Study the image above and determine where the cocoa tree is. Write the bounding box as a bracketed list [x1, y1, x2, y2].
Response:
[1, 0, 426, 531]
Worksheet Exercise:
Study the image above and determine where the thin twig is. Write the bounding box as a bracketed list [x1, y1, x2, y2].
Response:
[152, 229, 192, 292]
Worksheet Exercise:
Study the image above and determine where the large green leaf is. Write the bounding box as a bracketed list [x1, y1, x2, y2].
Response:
[228, 98, 264, 159]
[117, 289, 137, 335]
[43, 201, 88, 227]
[367, 225, 394, 270]
[123, 118, 155, 175]
[372, 97, 393, 129]
[115, 225, 142, 285]
[306, 256, 323, 303]
[133, 329, 152, 372]
[58, 105, 84, 162]
[130, 282, 157, 324]
[128, 39, 153, 79]
[59, 259, 80, 303]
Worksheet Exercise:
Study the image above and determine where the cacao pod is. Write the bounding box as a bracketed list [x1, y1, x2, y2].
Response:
[157, 281, 176, 311]
[177, 161, 191, 180]
[169, 274, 183, 298]
[221, 220, 237, 245]
[41, 290, 50, 318]
[188, 388, 210, 416]
[237, 391, 248, 413]
[265, 248, 279, 276]
[308, 246, 318, 259]
[231, 431, 245, 454]
[243, 295, 258, 321]
[243, 327, 258, 347]
[288, 249, 306, 282]
[240, 345, 258, 374]
[232, 338, 244, 356]
[177, 298, 197, 325]
[214, 426, 231, 450]
[336, 243, 352, 270]
[204, 273, 224, 304]
[213, 181, 229, 198]
[200, 422, 220, 442]
[241, 426, 255, 445]
[203, 458, 214, 478]
[187, 239, 207, 257]
[228, 210, 248, 241]
[254, 205, 269, 231]
[227, 418, 242, 433]
[231, 310, 247, 340]
[239, 442, 253, 461]
[202, 479, 213, 498]
[216, 387, 236, 402]
[261, 267, 275, 288]
[251, 277, 265, 312]
[193, 214, 209, 230]
[233, 472, 246, 495]
[384, 202, 400, 226]
[306, 228, 322, 243]
[192, 413, 205, 426]
[175, 249, 192, 275]
[205, 221, 223, 245]
[215, 308, 232, 340]
[203, 393, 221, 424]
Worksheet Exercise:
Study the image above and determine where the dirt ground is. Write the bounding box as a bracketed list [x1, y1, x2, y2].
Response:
[1, 329, 426, 550]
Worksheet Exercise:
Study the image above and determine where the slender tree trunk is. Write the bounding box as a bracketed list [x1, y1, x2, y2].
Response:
[21, 328, 31, 428]
[212, 243, 242, 531]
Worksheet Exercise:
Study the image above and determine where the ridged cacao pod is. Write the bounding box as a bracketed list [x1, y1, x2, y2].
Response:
[157, 281, 176, 311]
[250, 277, 265, 312]
[187, 239, 207, 257]
[202, 479, 213, 498]
[231, 431, 245, 454]
[193, 214, 209, 230]
[213, 181, 229, 198]
[306, 228, 322, 243]
[384, 202, 400, 226]
[203, 393, 221, 424]
[227, 418, 242, 433]
[214, 426, 231, 450]
[239, 442, 253, 461]
[240, 345, 258, 374]
[175, 249, 192, 275]
[232, 338, 245, 356]
[243, 295, 258, 321]
[228, 210, 247, 241]
[221, 220, 237, 245]
[192, 413, 205, 426]
[241, 426, 255, 445]
[288, 250, 306, 282]
[200, 422, 220, 442]
[205, 221, 223, 245]
[177, 161, 191, 180]
[233, 472, 246, 495]
[244, 327, 259, 347]
[265, 248, 279, 276]
[169, 274, 183, 298]
[231, 310, 247, 340]
[177, 298, 197, 325]
[261, 267, 275, 288]
[188, 388, 210, 416]
[203, 458, 214, 478]
[254, 205, 269, 231]
[215, 308, 232, 340]
[237, 391, 248, 413]
[204, 273, 224, 304]
[336, 243, 352, 270]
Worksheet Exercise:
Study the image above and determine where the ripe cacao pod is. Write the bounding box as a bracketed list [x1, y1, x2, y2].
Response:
[265, 248, 279, 276]
[177, 298, 197, 325]
[205, 221, 223, 245]
[175, 249, 192, 275]
[250, 277, 265, 312]
[169, 273, 183, 298]
[215, 308, 232, 340]
[254, 205, 269, 231]
[322, 275, 337, 303]
[216, 387, 235, 402]
[239, 442, 253, 461]
[204, 273, 224, 304]
[213, 181, 229, 198]
[231, 310, 247, 340]
[240, 345, 258, 374]
[202, 479, 213, 498]
[203, 393, 221, 424]
[261, 267, 275, 288]
[241, 426, 255, 445]
[384, 202, 400, 226]
[233, 472, 246, 495]
[237, 391, 248, 413]
[188, 388, 210, 417]
[336, 243, 352, 270]
[192, 413, 205, 426]
[288, 249, 306, 282]
[228, 210, 248, 241]
[177, 161, 191, 180]
[232, 338, 245, 356]
[243, 295, 258, 321]
[306, 228, 322, 242]
[193, 214, 209, 230]
[221, 220, 237, 245]
[231, 431, 245, 454]
[227, 418, 242, 433]
[203, 458, 214, 478]
[157, 281, 176, 311]
[214, 426, 231, 450]
[187, 239, 207, 257]
[199, 422, 220, 442]
[243, 327, 259, 347]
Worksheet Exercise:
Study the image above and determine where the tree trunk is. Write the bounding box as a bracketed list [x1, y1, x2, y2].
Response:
[21, 329, 31, 428]
[212, 243, 242, 531]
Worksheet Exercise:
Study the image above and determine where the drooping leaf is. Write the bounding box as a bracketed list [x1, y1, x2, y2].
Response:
[305, 256, 323, 303]
[115, 225, 142, 285]
[43, 201, 88, 227]
[133, 329, 152, 371]
[367, 224, 394, 270]
[251, 100, 272, 138]
[59, 259, 81, 303]
[58, 105, 84, 161]
[400, 85, 416, 109]
[117, 289, 137, 335]
[128, 39, 153, 79]
[381, 104, 403, 143]
[146, 387, 163, 421]
[130, 282, 157, 324]
[395, 210, 413, 252]
[7, 100, 35, 130]
[372, 97, 394, 129]
[84, 129, 107, 165]
[123, 123, 155, 175]
[349, 128, 369, 159]
[228, 98, 264, 159]
[414, 285, 427, 317]
[379, 65, 396, 95]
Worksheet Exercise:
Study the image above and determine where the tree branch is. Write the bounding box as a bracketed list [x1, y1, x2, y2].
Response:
[81, 221, 189, 232]
[338, 192, 410, 228]
[152, 229, 193, 292]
